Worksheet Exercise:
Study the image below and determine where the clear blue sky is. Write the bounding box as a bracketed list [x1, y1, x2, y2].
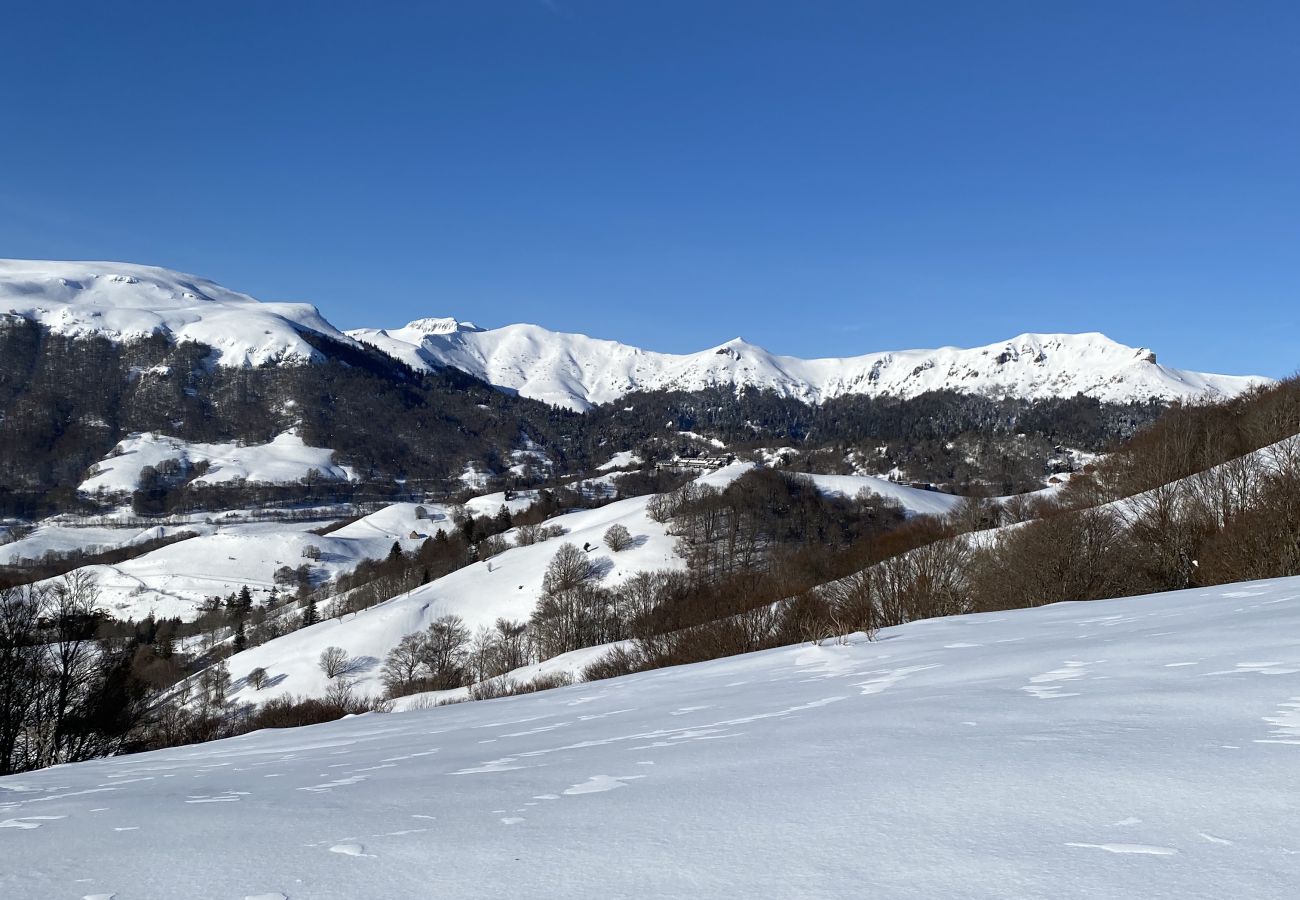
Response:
[2, 1, 1297, 377]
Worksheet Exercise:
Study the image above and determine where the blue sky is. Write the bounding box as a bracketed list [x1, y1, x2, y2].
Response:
[2, 1, 1296, 377]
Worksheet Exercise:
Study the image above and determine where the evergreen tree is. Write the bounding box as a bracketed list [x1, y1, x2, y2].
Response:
[301, 597, 319, 628]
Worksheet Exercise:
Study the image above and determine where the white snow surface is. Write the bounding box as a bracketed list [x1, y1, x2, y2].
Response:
[0, 259, 355, 367]
[5, 577, 1300, 898]
[216, 489, 684, 705]
[595, 450, 642, 471]
[28, 504, 448, 621]
[350, 319, 1268, 411]
[80, 432, 353, 495]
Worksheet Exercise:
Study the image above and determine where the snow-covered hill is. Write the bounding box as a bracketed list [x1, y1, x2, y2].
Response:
[350, 318, 1268, 411]
[0, 259, 355, 367]
[4, 576, 1300, 899]
[79, 432, 355, 497]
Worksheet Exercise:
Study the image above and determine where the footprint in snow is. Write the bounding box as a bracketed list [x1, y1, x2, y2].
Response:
[500, 817, 525, 825]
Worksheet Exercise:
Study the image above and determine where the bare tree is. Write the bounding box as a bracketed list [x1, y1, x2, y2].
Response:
[603, 523, 633, 552]
[542, 543, 597, 595]
[247, 667, 269, 690]
[319, 646, 355, 679]
[419, 616, 470, 689]
[381, 633, 426, 695]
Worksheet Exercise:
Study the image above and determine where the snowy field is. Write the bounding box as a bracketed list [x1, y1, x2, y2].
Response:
[4, 576, 1300, 899]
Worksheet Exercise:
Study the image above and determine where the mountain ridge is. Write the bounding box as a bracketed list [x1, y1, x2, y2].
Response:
[0, 258, 1268, 411]
[349, 318, 1268, 411]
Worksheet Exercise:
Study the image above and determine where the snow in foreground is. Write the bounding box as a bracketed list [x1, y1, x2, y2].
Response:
[5, 578, 1300, 899]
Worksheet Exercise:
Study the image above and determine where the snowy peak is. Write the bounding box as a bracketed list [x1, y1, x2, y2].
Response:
[402, 316, 485, 335]
[350, 319, 1268, 411]
[0, 259, 357, 367]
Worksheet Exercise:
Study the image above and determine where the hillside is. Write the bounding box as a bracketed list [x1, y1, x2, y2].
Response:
[3, 577, 1298, 899]
[350, 318, 1268, 411]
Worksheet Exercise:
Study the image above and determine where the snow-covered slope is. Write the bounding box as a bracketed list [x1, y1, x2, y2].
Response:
[350, 319, 1268, 411]
[0, 259, 355, 367]
[215, 489, 685, 705]
[5, 577, 1300, 899]
[80, 432, 354, 496]
[205, 465, 1034, 706]
[29, 504, 447, 621]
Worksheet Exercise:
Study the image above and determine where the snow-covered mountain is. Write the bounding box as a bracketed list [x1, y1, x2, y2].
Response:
[4, 575, 1299, 899]
[1, 258, 1268, 409]
[0, 259, 356, 367]
[350, 319, 1268, 411]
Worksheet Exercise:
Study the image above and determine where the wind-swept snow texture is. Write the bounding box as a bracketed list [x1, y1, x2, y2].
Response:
[351, 318, 1268, 411]
[0, 259, 354, 367]
[5, 577, 1300, 899]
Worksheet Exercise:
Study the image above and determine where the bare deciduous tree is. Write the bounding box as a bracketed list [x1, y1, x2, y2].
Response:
[319, 646, 356, 679]
[603, 523, 633, 552]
